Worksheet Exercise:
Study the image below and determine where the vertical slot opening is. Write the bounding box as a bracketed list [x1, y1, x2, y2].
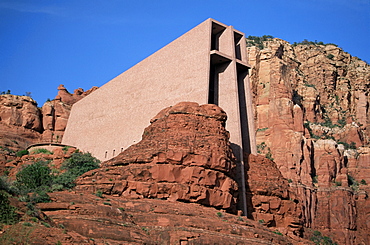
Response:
[208, 54, 231, 105]
[234, 32, 243, 60]
[208, 63, 217, 104]
[237, 64, 251, 153]
[211, 22, 226, 51]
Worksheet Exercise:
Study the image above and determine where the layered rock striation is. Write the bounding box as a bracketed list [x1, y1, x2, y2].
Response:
[247, 38, 370, 244]
[41, 85, 98, 143]
[0, 95, 42, 151]
[246, 154, 303, 238]
[76, 102, 239, 212]
[0, 85, 98, 152]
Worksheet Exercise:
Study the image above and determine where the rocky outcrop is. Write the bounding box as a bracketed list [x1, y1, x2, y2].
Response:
[76, 102, 239, 212]
[54, 84, 98, 105]
[0, 85, 98, 152]
[0, 95, 42, 151]
[247, 38, 370, 244]
[3, 146, 77, 180]
[0, 102, 306, 244]
[31, 191, 297, 244]
[246, 154, 303, 238]
[41, 85, 98, 143]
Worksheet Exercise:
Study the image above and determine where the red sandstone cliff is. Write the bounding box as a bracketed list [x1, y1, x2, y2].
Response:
[247, 38, 370, 244]
[41, 85, 98, 143]
[0, 102, 302, 244]
[0, 85, 98, 152]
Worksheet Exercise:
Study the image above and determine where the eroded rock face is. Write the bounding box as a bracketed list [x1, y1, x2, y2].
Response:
[246, 154, 303, 238]
[33, 192, 296, 245]
[0, 95, 42, 151]
[248, 39, 370, 244]
[0, 85, 97, 176]
[41, 85, 99, 143]
[76, 102, 239, 212]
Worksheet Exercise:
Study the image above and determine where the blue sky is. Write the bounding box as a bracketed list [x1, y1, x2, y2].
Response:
[1, 0, 369, 105]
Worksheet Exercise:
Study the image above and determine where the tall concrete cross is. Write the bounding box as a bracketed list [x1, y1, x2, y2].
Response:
[62, 18, 257, 215]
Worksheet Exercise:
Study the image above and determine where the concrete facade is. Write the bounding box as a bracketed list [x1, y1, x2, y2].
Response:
[62, 18, 257, 161]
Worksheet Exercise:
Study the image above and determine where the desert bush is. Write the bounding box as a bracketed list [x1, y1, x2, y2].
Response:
[0, 191, 19, 224]
[310, 230, 337, 244]
[31, 148, 53, 155]
[53, 152, 100, 189]
[29, 190, 51, 203]
[16, 149, 29, 157]
[16, 161, 52, 192]
[246, 35, 274, 49]
[63, 152, 100, 176]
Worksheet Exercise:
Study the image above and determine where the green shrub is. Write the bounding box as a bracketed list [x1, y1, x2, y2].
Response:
[265, 148, 274, 161]
[62, 146, 71, 152]
[23, 222, 33, 227]
[326, 54, 334, 60]
[0, 191, 19, 224]
[29, 190, 51, 203]
[53, 171, 78, 189]
[42, 221, 51, 228]
[337, 118, 346, 127]
[348, 175, 357, 186]
[292, 39, 338, 47]
[53, 152, 100, 190]
[304, 83, 316, 88]
[216, 212, 223, 218]
[63, 152, 100, 177]
[257, 142, 267, 154]
[360, 179, 367, 185]
[312, 176, 318, 184]
[246, 35, 274, 49]
[0, 176, 18, 195]
[16, 149, 29, 157]
[95, 190, 103, 198]
[16, 161, 52, 192]
[272, 230, 283, 236]
[257, 127, 268, 132]
[310, 230, 338, 245]
[31, 148, 53, 155]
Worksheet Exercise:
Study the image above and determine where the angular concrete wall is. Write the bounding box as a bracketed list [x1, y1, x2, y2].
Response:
[62, 18, 256, 161]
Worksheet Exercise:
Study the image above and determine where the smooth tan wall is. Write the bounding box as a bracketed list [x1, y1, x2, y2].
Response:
[63, 19, 213, 160]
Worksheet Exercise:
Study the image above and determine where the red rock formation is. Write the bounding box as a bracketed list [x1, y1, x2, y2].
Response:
[0, 85, 98, 153]
[0, 85, 97, 175]
[76, 102, 239, 212]
[54, 84, 98, 106]
[0, 95, 42, 151]
[33, 191, 296, 244]
[0, 102, 306, 244]
[246, 154, 303, 238]
[247, 38, 370, 244]
[41, 85, 98, 143]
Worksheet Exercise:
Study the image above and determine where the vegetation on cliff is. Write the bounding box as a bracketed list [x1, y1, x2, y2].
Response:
[0, 150, 100, 231]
